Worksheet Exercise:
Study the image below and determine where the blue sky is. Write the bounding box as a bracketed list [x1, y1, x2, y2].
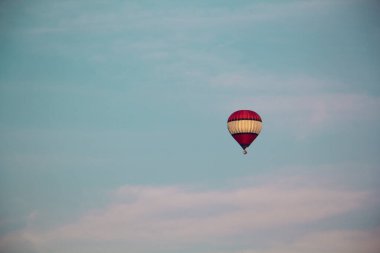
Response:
[1, 0, 380, 252]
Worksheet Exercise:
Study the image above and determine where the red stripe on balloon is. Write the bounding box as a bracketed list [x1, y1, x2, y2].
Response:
[227, 110, 262, 122]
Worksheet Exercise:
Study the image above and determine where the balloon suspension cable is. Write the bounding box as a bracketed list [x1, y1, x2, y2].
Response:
[243, 150, 247, 155]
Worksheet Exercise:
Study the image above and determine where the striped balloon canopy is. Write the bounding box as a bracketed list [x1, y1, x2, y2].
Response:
[227, 110, 262, 154]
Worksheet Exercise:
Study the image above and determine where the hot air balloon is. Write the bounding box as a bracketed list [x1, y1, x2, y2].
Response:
[227, 110, 262, 154]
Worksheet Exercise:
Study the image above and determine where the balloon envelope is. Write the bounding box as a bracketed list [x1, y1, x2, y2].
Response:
[227, 110, 262, 152]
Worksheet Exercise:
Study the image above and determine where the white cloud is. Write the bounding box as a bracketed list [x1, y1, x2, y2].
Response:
[0, 176, 372, 253]
[225, 92, 380, 138]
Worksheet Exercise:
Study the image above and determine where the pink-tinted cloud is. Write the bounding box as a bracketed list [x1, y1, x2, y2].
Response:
[0, 176, 372, 253]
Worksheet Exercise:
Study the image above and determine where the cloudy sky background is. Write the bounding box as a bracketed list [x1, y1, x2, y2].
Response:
[1, 0, 380, 252]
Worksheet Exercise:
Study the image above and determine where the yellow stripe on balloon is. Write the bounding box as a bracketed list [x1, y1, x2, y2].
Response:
[227, 120, 262, 134]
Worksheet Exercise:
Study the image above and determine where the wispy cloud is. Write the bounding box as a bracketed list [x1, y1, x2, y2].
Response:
[25, 0, 336, 35]
[225, 92, 380, 137]
[0, 175, 373, 253]
[209, 72, 346, 94]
